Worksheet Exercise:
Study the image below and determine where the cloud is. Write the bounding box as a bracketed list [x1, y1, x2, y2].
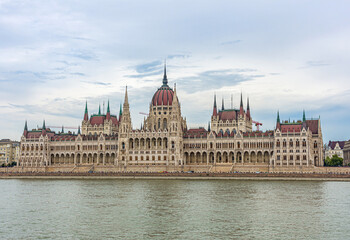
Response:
[125, 70, 163, 79]
[134, 60, 162, 73]
[71, 72, 85, 76]
[177, 69, 264, 93]
[300, 60, 331, 68]
[167, 54, 191, 59]
[62, 49, 98, 61]
[220, 40, 241, 45]
[81, 81, 111, 86]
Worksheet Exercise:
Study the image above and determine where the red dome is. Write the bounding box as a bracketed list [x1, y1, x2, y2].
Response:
[152, 86, 174, 106]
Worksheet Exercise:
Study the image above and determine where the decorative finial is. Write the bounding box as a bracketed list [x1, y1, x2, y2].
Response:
[163, 60, 168, 86]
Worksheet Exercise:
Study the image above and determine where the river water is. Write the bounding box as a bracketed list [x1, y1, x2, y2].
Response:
[0, 179, 349, 239]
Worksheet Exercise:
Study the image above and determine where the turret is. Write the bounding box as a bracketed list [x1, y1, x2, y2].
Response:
[77, 125, 81, 135]
[246, 97, 251, 120]
[41, 120, 46, 135]
[84, 101, 89, 121]
[239, 92, 244, 116]
[303, 109, 306, 122]
[120, 86, 132, 133]
[98, 104, 101, 115]
[106, 100, 111, 120]
[119, 103, 122, 122]
[212, 93, 217, 117]
[276, 111, 281, 129]
[61, 126, 64, 133]
[23, 120, 28, 136]
[222, 97, 225, 111]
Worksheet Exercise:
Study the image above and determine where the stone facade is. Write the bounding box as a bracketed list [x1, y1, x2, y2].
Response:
[18, 66, 324, 170]
[324, 141, 345, 159]
[0, 139, 20, 165]
[343, 141, 350, 166]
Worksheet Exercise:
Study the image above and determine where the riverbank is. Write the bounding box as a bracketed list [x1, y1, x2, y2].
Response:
[1, 172, 350, 181]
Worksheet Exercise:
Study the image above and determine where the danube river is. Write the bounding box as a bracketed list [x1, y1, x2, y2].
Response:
[0, 179, 349, 239]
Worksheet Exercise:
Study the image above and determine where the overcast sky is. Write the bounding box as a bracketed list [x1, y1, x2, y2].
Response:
[1, 0, 349, 142]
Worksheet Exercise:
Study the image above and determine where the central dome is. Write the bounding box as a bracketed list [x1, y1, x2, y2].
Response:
[152, 85, 174, 106]
[151, 63, 174, 106]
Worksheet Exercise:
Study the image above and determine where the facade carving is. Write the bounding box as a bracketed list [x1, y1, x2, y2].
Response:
[19, 65, 324, 169]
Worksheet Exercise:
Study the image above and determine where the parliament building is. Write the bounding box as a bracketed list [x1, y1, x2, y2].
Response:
[19, 65, 324, 172]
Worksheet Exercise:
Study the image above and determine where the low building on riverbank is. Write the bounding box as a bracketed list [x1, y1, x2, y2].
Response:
[343, 141, 350, 166]
[325, 141, 345, 159]
[0, 139, 20, 166]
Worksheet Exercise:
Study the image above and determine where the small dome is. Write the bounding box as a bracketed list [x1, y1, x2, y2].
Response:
[152, 86, 174, 106]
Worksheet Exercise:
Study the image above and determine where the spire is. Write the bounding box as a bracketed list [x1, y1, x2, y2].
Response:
[42, 120, 46, 130]
[222, 97, 225, 111]
[24, 120, 28, 132]
[276, 110, 281, 129]
[246, 97, 251, 119]
[172, 83, 179, 107]
[303, 109, 306, 122]
[212, 93, 217, 116]
[124, 86, 129, 105]
[239, 92, 244, 116]
[240, 92, 243, 108]
[162, 60, 168, 86]
[84, 101, 89, 121]
[120, 85, 132, 133]
[106, 100, 111, 120]
[98, 104, 101, 115]
[61, 126, 64, 133]
[77, 125, 81, 135]
[208, 121, 211, 132]
[119, 103, 122, 122]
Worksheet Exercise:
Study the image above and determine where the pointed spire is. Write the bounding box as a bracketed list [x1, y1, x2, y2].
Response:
[239, 92, 244, 116]
[222, 97, 225, 111]
[303, 109, 306, 122]
[240, 92, 243, 108]
[42, 120, 46, 130]
[24, 120, 28, 132]
[172, 83, 179, 108]
[77, 125, 81, 135]
[106, 100, 111, 120]
[212, 93, 217, 117]
[124, 86, 129, 105]
[208, 121, 211, 132]
[163, 60, 168, 86]
[119, 103, 122, 116]
[61, 126, 64, 133]
[84, 101, 89, 121]
[98, 104, 101, 115]
[276, 110, 281, 129]
[246, 97, 251, 119]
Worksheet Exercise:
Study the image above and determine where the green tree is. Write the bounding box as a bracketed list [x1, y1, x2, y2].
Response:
[325, 154, 343, 167]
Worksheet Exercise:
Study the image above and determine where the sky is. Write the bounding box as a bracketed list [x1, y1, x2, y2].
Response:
[0, 0, 350, 142]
